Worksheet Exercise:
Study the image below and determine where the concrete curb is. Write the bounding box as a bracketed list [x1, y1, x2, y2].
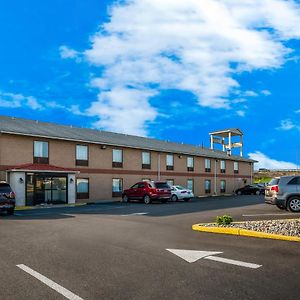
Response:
[192, 221, 300, 243]
[15, 203, 87, 211]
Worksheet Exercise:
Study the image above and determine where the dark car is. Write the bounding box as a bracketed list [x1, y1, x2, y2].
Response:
[122, 181, 171, 204]
[0, 182, 16, 215]
[235, 184, 265, 195]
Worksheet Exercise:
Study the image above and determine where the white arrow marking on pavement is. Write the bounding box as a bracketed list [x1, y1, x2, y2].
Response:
[166, 249, 223, 263]
[166, 249, 262, 269]
[122, 212, 149, 216]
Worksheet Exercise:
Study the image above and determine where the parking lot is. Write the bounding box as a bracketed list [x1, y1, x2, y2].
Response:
[0, 195, 299, 300]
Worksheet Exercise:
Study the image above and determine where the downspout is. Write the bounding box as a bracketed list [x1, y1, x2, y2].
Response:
[158, 153, 161, 181]
[214, 159, 218, 195]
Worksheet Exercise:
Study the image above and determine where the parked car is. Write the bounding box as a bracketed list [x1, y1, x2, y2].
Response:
[170, 185, 194, 202]
[0, 182, 16, 215]
[265, 176, 300, 212]
[122, 181, 171, 204]
[235, 184, 265, 195]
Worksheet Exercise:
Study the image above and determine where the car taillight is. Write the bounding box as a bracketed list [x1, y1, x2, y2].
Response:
[4, 192, 15, 199]
[271, 185, 279, 192]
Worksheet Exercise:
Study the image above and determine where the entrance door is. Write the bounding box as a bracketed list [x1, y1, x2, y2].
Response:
[26, 174, 68, 206]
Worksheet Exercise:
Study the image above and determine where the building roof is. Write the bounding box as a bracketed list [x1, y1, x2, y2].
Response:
[7, 163, 79, 173]
[0, 115, 255, 163]
[209, 128, 243, 137]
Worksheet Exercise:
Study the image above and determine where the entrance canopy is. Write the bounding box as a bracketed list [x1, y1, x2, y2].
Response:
[6, 164, 79, 206]
[6, 163, 79, 174]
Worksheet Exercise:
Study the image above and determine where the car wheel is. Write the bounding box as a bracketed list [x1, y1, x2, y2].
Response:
[143, 195, 151, 205]
[122, 195, 129, 203]
[7, 208, 14, 215]
[255, 190, 260, 195]
[237, 191, 242, 195]
[171, 194, 178, 202]
[287, 197, 300, 212]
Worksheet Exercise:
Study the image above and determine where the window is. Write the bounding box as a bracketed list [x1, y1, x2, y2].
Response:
[33, 141, 49, 164]
[76, 178, 89, 199]
[220, 180, 226, 193]
[220, 160, 226, 173]
[166, 154, 174, 170]
[142, 152, 151, 169]
[112, 149, 123, 168]
[187, 179, 194, 192]
[187, 157, 194, 171]
[234, 162, 239, 174]
[76, 145, 88, 166]
[154, 182, 170, 189]
[288, 177, 300, 185]
[205, 159, 211, 172]
[112, 179, 123, 197]
[205, 180, 211, 193]
[166, 179, 174, 187]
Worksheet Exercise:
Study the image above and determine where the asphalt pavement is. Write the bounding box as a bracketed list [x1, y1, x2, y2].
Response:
[0, 195, 299, 300]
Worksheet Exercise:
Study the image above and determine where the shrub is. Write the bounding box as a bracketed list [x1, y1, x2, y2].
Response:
[216, 215, 233, 225]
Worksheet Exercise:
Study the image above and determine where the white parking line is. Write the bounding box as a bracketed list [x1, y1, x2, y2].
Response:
[121, 212, 149, 216]
[17, 264, 84, 300]
[242, 213, 294, 217]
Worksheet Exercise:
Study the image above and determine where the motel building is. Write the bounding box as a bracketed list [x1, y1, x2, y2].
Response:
[0, 116, 256, 207]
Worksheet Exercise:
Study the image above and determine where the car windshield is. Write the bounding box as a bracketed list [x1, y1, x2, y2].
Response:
[268, 178, 280, 186]
[0, 183, 12, 193]
[175, 185, 185, 190]
[155, 182, 169, 189]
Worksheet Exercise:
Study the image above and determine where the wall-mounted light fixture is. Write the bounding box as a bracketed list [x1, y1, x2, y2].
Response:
[178, 155, 182, 159]
[100, 145, 107, 150]
[70, 178, 74, 184]
[19, 178, 24, 184]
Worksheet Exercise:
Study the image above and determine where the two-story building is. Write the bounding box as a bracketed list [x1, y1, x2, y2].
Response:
[0, 116, 256, 206]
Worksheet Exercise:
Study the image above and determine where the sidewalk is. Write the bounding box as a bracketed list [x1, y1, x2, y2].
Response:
[15, 199, 121, 211]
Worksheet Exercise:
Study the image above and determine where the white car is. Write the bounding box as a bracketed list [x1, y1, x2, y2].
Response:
[170, 185, 194, 202]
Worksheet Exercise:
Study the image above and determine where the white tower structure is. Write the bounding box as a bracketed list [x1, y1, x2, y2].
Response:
[209, 128, 243, 157]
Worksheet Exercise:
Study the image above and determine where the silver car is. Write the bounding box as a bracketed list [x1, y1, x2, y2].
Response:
[170, 185, 194, 202]
[265, 176, 300, 212]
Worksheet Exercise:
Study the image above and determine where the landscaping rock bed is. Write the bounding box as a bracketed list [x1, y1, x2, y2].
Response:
[204, 219, 300, 237]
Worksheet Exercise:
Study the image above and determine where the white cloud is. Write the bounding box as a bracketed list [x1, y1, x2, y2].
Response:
[244, 90, 258, 97]
[277, 119, 299, 131]
[249, 151, 297, 170]
[0, 92, 43, 110]
[72, 0, 300, 135]
[261, 89, 271, 96]
[59, 45, 79, 59]
[86, 88, 158, 136]
[236, 110, 246, 117]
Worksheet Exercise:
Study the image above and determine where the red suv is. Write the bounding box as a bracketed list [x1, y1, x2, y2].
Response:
[0, 182, 16, 215]
[122, 181, 171, 204]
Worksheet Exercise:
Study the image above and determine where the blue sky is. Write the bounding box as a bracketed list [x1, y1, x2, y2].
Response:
[1, 0, 300, 169]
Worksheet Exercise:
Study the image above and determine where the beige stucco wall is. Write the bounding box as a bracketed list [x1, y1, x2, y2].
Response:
[0, 133, 254, 202]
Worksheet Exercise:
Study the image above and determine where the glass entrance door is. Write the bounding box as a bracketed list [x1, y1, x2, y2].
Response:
[26, 174, 68, 206]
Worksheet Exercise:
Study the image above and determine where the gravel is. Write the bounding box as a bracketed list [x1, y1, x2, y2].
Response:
[204, 219, 300, 237]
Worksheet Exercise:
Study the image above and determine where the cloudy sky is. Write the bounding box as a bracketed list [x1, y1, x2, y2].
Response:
[1, 0, 300, 169]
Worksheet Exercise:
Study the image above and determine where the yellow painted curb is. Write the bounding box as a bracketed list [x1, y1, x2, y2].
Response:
[192, 222, 300, 243]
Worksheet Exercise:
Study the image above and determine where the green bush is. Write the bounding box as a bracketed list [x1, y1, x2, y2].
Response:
[216, 215, 233, 225]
